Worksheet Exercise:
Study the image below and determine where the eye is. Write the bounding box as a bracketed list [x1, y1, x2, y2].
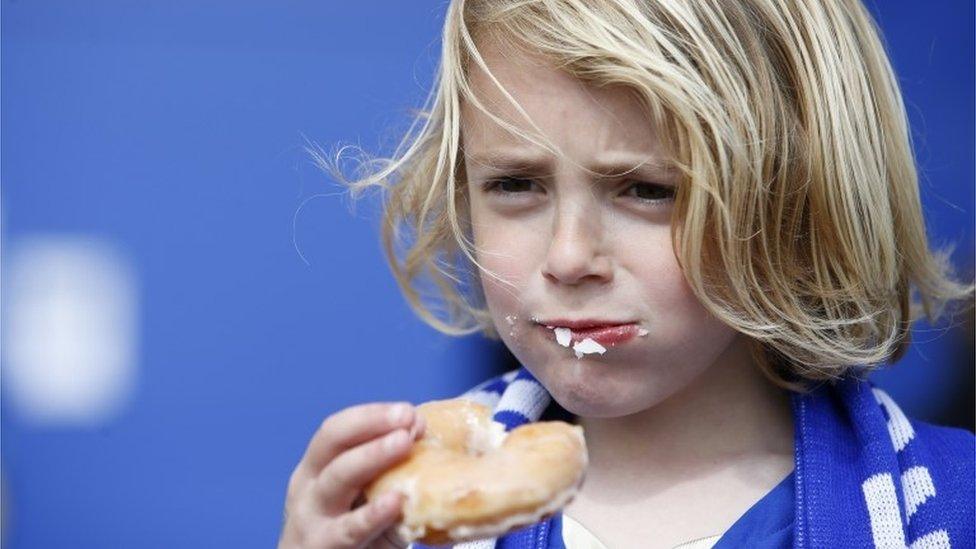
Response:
[480, 177, 675, 207]
[622, 181, 675, 204]
[481, 176, 542, 197]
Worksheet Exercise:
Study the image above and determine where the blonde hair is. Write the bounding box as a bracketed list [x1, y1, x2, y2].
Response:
[308, 0, 975, 392]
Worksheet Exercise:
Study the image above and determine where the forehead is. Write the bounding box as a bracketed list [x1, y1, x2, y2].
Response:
[460, 38, 665, 166]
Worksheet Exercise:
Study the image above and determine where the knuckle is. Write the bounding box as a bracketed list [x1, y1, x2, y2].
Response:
[322, 440, 389, 493]
[304, 526, 337, 549]
[375, 401, 410, 427]
[318, 413, 337, 436]
[356, 504, 381, 540]
[287, 467, 304, 496]
[283, 491, 299, 517]
[320, 402, 365, 434]
[370, 435, 392, 459]
[278, 507, 311, 548]
[333, 514, 364, 548]
[355, 443, 395, 483]
[317, 462, 351, 496]
[317, 402, 381, 439]
[379, 429, 410, 459]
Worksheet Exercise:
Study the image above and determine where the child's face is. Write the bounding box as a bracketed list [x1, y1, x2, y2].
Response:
[461, 40, 745, 418]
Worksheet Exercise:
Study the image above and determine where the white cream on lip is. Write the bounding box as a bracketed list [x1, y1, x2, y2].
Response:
[542, 322, 651, 359]
[544, 325, 607, 359]
[571, 338, 606, 359]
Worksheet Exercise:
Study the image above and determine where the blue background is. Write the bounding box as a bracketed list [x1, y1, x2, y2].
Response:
[1, 1, 972, 548]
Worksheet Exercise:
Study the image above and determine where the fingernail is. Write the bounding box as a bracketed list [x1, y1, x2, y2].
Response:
[411, 415, 426, 439]
[384, 429, 407, 452]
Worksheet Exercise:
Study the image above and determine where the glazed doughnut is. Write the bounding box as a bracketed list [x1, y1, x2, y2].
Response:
[363, 398, 588, 546]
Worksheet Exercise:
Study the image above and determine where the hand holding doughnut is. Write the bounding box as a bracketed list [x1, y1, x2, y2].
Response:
[278, 401, 427, 549]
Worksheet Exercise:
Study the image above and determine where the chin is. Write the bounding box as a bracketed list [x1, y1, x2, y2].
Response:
[554, 387, 650, 418]
[535, 363, 663, 419]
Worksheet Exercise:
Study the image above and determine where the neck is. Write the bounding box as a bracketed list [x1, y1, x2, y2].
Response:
[574, 335, 795, 495]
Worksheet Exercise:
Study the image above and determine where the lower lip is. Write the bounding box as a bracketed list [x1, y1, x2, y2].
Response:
[537, 323, 641, 347]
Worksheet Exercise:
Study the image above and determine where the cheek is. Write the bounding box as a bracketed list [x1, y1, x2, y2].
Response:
[627, 227, 690, 303]
[643, 255, 697, 313]
[477, 245, 530, 316]
[470, 210, 538, 310]
[630, 231, 730, 345]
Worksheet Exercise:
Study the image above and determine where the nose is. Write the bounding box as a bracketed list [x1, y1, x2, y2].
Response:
[542, 203, 613, 286]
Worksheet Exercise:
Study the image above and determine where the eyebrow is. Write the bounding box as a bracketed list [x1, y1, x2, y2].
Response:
[463, 148, 678, 179]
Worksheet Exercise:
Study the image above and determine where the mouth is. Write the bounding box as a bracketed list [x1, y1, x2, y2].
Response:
[532, 318, 646, 348]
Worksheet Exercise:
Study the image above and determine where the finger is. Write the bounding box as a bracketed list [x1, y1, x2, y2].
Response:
[315, 427, 418, 514]
[310, 491, 405, 549]
[298, 402, 419, 479]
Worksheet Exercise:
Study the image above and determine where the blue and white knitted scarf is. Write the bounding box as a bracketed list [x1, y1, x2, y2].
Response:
[412, 366, 975, 549]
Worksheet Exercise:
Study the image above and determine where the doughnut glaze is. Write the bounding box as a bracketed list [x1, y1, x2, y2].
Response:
[364, 398, 588, 546]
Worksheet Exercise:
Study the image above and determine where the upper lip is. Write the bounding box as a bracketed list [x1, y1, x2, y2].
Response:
[535, 318, 637, 330]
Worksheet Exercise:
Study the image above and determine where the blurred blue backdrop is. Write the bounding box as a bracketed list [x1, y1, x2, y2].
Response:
[1, 1, 972, 548]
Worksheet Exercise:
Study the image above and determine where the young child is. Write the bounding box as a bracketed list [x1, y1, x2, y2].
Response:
[279, 1, 975, 548]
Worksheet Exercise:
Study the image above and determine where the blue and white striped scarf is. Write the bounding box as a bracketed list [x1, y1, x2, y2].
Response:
[411, 366, 975, 549]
